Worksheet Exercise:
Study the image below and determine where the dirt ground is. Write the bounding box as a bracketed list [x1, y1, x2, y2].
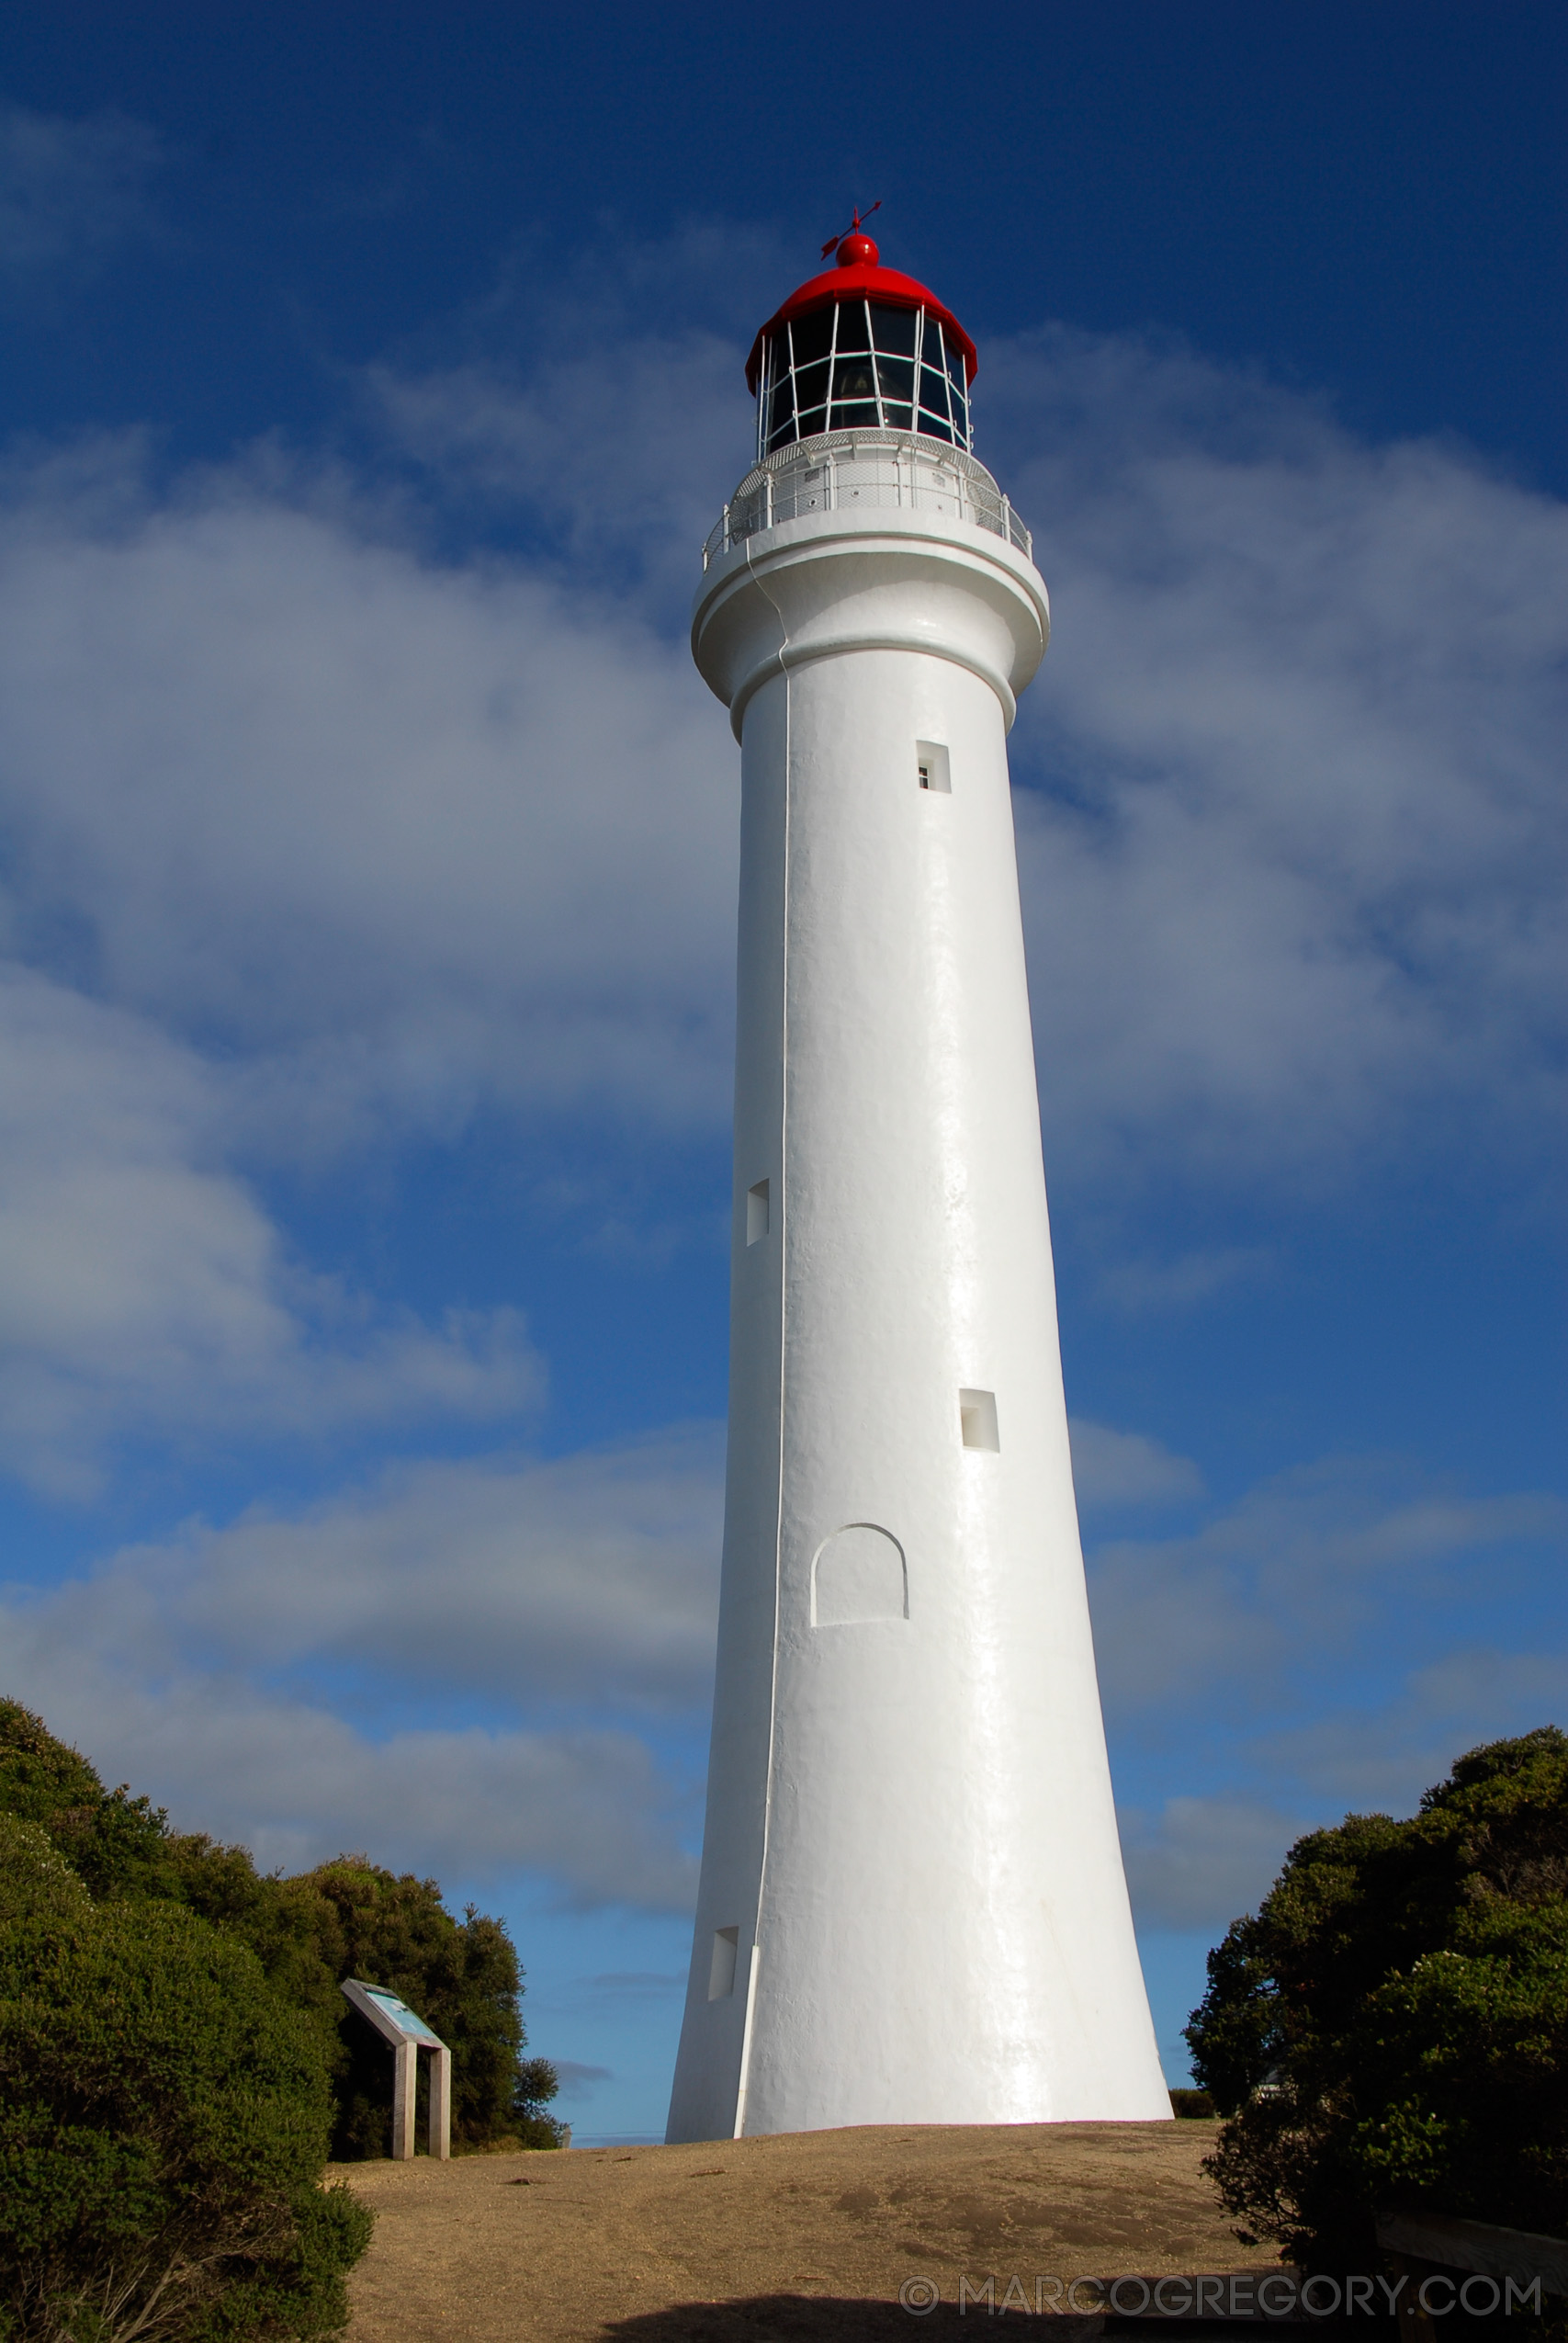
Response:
[336, 2120, 1280, 2341]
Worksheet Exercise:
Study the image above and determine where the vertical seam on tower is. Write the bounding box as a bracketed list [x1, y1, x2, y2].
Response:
[733, 538, 789, 2140]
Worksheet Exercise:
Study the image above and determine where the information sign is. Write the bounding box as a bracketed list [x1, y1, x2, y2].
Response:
[340, 1978, 451, 2160]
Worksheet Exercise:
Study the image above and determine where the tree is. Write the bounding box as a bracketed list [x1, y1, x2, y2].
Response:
[288, 1857, 547, 2158]
[1185, 1726, 1568, 2270]
[515, 2057, 565, 2150]
[0, 1831, 371, 2341]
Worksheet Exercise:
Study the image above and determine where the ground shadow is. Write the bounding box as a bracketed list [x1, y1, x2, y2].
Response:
[599, 2300, 1073, 2339]
[599, 2304, 1378, 2342]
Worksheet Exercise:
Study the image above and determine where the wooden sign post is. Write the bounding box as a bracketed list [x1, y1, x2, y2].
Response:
[340, 1978, 452, 2160]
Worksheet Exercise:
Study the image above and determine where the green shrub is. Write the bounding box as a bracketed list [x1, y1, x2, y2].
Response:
[1185, 1726, 1568, 2269]
[1168, 2087, 1215, 2119]
[0, 1701, 169, 1903]
[0, 1891, 371, 2341]
[0, 1817, 93, 1928]
[0, 1703, 559, 2158]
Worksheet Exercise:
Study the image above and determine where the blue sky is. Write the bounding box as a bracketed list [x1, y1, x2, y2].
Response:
[0, 2, 1562, 2142]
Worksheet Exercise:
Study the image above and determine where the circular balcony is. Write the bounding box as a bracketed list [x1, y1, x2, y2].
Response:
[703, 432, 1033, 572]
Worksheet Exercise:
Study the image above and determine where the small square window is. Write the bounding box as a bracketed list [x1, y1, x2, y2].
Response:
[746, 1180, 771, 1244]
[916, 740, 951, 793]
[959, 1388, 999, 1451]
[707, 1927, 739, 2000]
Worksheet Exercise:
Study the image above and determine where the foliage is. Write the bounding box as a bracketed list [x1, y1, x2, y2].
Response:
[514, 2057, 566, 2150]
[0, 1700, 170, 1903]
[0, 1703, 559, 2157]
[0, 1817, 93, 1929]
[1168, 2087, 1214, 2119]
[1185, 1726, 1568, 2269]
[0, 1889, 371, 2342]
[284, 1857, 544, 2158]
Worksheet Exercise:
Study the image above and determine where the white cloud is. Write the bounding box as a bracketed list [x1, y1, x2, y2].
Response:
[1089, 1454, 1566, 1888]
[1089, 1454, 1564, 1722]
[0, 440, 739, 1153]
[1068, 1416, 1203, 1511]
[0, 965, 541, 1493]
[0, 103, 161, 280]
[1259, 1646, 1568, 1817]
[95, 1424, 724, 1712]
[364, 218, 780, 616]
[62, 1679, 694, 1909]
[1121, 1795, 1306, 1932]
[368, 332, 749, 622]
[1098, 1247, 1271, 1313]
[1116, 1646, 1568, 1933]
[553, 2060, 615, 2101]
[984, 330, 1568, 1194]
[0, 1427, 724, 1905]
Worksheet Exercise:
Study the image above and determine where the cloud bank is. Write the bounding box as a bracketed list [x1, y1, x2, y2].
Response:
[0, 102, 162, 282]
[990, 330, 1567, 1189]
[1, 1427, 722, 1906]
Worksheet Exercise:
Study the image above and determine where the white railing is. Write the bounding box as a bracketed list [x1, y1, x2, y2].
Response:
[703, 431, 1032, 570]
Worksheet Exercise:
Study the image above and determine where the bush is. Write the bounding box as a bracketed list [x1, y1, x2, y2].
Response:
[1185, 1726, 1568, 2270]
[1168, 2088, 1215, 2119]
[0, 1873, 371, 2341]
[0, 1703, 559, 2157]
[0, 1817, 93, 1929]
[0, 1700, 169, 1903]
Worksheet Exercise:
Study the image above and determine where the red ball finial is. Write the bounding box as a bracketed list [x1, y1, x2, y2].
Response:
[818, 202, 882, 269]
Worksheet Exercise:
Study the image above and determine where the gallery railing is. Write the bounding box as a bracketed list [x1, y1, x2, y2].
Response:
[703, 432, 1032, 570]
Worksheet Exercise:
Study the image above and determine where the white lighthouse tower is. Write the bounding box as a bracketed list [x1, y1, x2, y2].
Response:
[666, 226, 1168, 2143]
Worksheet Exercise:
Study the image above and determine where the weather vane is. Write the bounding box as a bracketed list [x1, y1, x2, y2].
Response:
[820, 200, 881, 259]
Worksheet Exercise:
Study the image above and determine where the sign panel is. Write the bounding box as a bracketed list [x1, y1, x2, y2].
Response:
[340, 1976, 447, 2048]
[361, 1986, 444, 2044]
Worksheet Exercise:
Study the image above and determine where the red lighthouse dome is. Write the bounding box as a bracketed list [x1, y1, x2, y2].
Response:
[746, 229, 979, 459]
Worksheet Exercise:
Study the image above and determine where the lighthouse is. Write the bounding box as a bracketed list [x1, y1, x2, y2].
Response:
[666, 226, 1169, 2142]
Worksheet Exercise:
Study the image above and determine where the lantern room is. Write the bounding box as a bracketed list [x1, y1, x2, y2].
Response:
[745, 229, 979, 460]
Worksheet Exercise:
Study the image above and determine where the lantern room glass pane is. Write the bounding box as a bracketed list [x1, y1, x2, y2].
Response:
[795, 359, 829, 413]
[875, 355, 914, 404]
[834, 300, 871, 353]
[789, 310, 833, 366]
[869, 302, 918, 356]
[919, 366, 951, 418]
[831, 355, 876, 404]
